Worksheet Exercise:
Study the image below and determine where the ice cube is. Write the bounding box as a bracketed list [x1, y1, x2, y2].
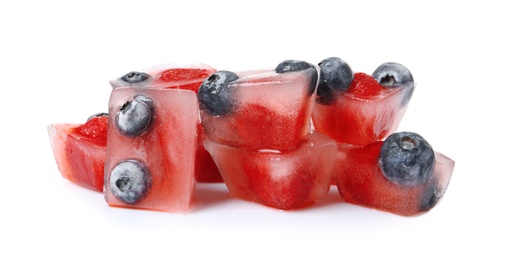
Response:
[104, 87, 199, 212]
[204, 132, 337, 210]
[312, 72, 414, 146]
[199, 63, 319, 149]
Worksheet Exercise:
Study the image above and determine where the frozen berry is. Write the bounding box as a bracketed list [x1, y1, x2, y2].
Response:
[372, 63, 415, 107]
[379, 132, 435, 186]
[372, 62, 413, 88]
[115, 95, 153, 137]
[316, 57, 353, 105]
[275, 60, 318, 95]
[109, 160, 151, 204]
[419, 182, 443, 211]
[197, 71, 238, 116]
[275, 60, 313, 73]
[120, 71, 150, 84]
[86, 112, 108, 122]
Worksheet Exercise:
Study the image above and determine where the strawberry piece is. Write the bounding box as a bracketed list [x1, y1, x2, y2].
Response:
[48, 115, 108, 191]
[233, 103, 309, 149]
[155, 67, 216, 92]
[195, 124, 222, 182]
[75, 116, 108, 146]
[347, 72, 384, 97]
[159, 68, 212, 81]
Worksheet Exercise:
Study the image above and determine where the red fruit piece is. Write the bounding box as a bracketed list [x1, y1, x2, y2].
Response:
[154, 65, 217, 92]
[199, 64, 318, 149]
[195, 124, 222, 182]
[104, 87, 199, 212]
[205, 132, 337, 210]
[333, 133, 455, 216]
[48, 115, 108, 191]
[312, 72, 414, 146]
[75, 115, 108, 146]
[233, 103, 310, 149]
[347, 72, 384, 97]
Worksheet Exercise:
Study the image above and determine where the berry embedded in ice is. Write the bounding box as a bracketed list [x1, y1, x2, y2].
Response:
[419, 182, 442, 211]
[197, 71, 239, 116]
[275, 60, 313, 73]
[86, 112, 108, 122]
[109, 160, 151, 204]
[316, 57, 353, 105]
[120, 71, 150, 84]
[275, 60, 318, 95]
[372, 62, 413, 88]
[115, 95, 153, 137]
[373, 62, 415, 107]
[378, 132, 435, 186]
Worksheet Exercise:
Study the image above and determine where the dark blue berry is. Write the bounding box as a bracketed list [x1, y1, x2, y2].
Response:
[109, 160, 151, 204]
[419, 182, 442, 211]
[379, 132, 435, 186]
[275, 60, 313, 73]
[120, 71, 150, 84]
[86, 112, 108, 122]
[275, 60, 318, 95]
[316, 57, 353, 105]
[372, 62, 414, 107]
[115, 95, 153, 137]
[372, 62, 413, 88]
[197, 71, 238, 116]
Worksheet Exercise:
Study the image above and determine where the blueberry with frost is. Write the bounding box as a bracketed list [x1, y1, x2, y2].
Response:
[378, 132, 435, 186]
[419, 182, 443, 211]
[372, 62, 413, 88]
[372, 62, 415, 106]
[120, 71, 150, 84]
[115, 95, 153, 137]
[275, 60, 318, 95]
[109, 160, 151, 204]
[316, 57, 353, 105]
[197, 71, 238, 116]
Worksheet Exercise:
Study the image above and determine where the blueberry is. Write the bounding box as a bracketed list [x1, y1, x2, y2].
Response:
[379, 132, 435, 186]
[275, 60, 313, 73]
[372, 62, 414, 87]
[316, 57, 353, 105]
[275, 60, 318, 95]
[419, 182, 442, 211]
[86, 112, 108, 122]
[109, 160, 151, 204]
[373, 62, 415, 107]
[115, 95, 153, 137]
[120, 71, 150, 84]
[197, 71, 238, 116]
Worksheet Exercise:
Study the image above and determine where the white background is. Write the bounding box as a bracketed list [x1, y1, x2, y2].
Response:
[1, 1, 503, 259]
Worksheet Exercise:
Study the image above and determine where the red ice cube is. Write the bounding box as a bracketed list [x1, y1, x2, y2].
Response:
[48, 115, 108, 191]
[200, 66, 318, 149]
[333, 135, 455, 216]
[104, 87, 199, 212]
[312, 72, 414, 146]
[204, 132, 337, 210]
